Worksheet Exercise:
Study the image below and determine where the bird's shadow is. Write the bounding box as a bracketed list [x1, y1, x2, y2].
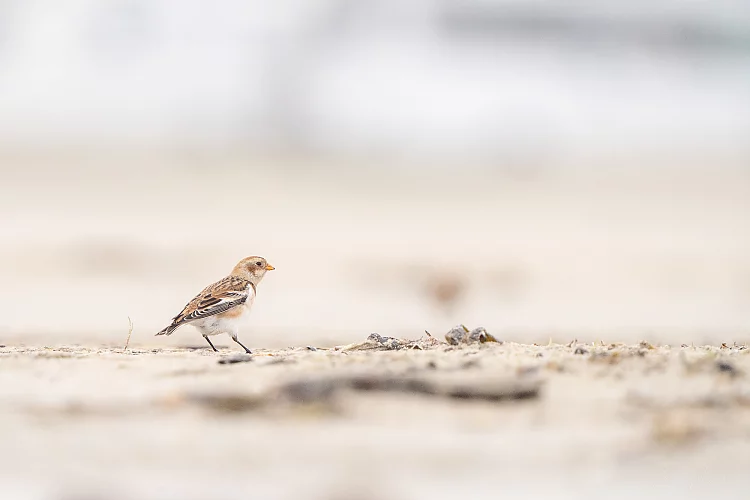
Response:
[180, 345, 230, 352]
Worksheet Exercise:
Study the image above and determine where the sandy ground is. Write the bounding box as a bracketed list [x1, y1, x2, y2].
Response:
[1, 157, 749, 498]
[2, 332, 750, 500]
[1, 158, 749, 346]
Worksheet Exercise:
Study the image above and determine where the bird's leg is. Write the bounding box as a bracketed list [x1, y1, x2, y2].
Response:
[203, 335, 218, 352]
[230, 334, 252, 354]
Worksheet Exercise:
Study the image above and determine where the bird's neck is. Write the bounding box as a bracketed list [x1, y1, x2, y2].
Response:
[230, 265, 261, 286]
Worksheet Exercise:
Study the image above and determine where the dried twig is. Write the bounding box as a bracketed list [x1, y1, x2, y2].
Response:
[124, 317, 133, 351]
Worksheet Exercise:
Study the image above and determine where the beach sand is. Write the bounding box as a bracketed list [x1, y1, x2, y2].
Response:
[1, 156, 749, 498]
[1, 334, 749, 500]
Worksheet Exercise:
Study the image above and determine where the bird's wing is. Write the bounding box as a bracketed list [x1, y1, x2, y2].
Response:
[168, 276, 253, 327]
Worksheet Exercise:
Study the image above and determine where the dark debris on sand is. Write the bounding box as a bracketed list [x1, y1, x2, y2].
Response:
[276, 372, 540, 404]
[336, 332, 442, 352]
[184, 371, 542, 415]
[218, 354, 254, 365]
[335, 325, 501, 352]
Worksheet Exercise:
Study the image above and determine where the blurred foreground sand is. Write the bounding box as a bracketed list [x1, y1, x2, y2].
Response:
[1, 336, 750, 500]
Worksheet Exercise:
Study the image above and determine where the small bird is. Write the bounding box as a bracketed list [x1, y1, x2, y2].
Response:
[156, 256, 275, 353]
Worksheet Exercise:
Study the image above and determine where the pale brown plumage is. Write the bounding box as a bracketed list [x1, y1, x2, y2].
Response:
[156, 276, 255, 336]
[156, 256, 275, 353]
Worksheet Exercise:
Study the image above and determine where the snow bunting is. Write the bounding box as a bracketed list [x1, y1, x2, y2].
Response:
[156, 256, 275, 353]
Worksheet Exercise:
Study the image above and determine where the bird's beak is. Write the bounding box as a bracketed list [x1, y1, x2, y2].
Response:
[265, 264, 275, 271]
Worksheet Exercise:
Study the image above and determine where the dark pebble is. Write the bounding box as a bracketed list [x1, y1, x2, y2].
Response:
[218, 354, 253, 365]
[716, 360, 738, 375]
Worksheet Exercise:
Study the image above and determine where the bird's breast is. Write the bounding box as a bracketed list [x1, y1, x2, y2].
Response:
[245, 284, 256, 309]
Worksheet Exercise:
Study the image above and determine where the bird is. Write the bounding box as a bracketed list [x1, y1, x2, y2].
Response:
[156, 256, 275, 353]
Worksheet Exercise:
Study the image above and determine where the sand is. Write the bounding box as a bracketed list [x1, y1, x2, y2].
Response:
[2, 334, 750, 500]
[1, 157, 749, 499]
[1, 160, 749, 345]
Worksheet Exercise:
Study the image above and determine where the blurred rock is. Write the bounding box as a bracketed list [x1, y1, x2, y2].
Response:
[445, 325, 501, 345]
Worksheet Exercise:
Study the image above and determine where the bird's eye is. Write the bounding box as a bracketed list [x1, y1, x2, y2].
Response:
[256, 262, 263, 267]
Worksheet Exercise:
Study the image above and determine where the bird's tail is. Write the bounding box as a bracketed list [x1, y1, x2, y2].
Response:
[155, 324, 180, 336]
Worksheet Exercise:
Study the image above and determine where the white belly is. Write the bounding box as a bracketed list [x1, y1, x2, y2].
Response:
[191, 315, 239, 337]
[192, 285, 255, 337]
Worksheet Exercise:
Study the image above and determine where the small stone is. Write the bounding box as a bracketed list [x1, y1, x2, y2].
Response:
[445, 325, 501, 345]
[444, 325, 469, 345]
[367, 333, 384, 343]
[468, 327, 501, 344]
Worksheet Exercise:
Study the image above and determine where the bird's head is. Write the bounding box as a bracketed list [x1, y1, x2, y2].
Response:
[232, 256, 275, 283]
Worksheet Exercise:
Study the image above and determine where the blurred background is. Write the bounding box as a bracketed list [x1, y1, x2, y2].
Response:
[0, 0, 749, 346]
